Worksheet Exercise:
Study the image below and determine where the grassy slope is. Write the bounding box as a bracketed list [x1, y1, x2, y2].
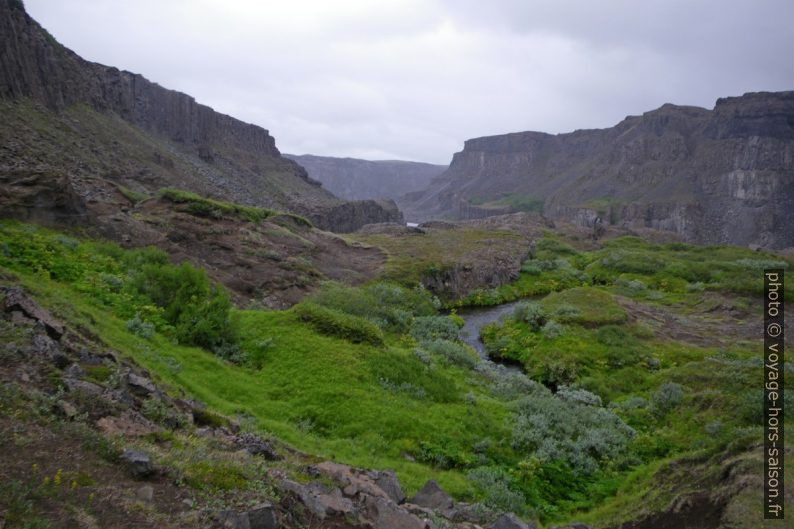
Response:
[2, 220, 793, 527]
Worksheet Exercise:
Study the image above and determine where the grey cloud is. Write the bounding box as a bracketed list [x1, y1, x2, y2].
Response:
[23, 0, 794, 164]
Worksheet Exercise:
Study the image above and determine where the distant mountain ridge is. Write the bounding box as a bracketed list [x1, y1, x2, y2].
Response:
[0, 0, 402, 231]
[403, 91, 794, 248]
[285, 154, 446, 202]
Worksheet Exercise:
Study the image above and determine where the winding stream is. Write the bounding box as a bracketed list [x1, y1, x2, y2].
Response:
[456, 300, 526, 372]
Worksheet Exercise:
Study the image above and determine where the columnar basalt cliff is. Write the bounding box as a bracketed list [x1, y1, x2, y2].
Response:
[0, 0, 399, 232]
[285, 154, 446, 202]
[405, 92, 794, 248]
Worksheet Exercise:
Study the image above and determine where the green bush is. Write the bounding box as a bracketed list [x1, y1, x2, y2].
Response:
[511, 393, 635, 475]
[422, 339, 478, 368]
[467, 466, 526, 514]
[127, 259, 238, 349]
[294, 302, 384, 345]
[125, 313, 154, 339]
[0, 221, 238, 353]
[540, 320, 564, 339]
[650, 382, 684, 415]
[410, 316, 460, 342]
[310, 282, 437, 333]
[513, 302, 547, 331]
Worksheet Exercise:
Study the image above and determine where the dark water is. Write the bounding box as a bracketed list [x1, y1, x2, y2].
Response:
[457, 300, 526, 369]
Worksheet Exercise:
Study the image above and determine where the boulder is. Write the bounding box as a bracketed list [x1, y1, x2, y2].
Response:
[218, 510, 251, 529]
[489, 513, 535, 529]
[135, 485, 154, 502]
[370, 469, 406, 504]
[281, 480, 355, 520]
[62, 377, 104, 396]
[1, 286, 64, 339]
[126, 372, 156, 398]
[235, 433, 280, 461]
[247, 503, 277, 529]
[97, 411, 160, 437]
[55, 400, 77, 419]
[410, 480, 454, 511]
[363, 495, 427, 529]
[121, 449, 153, 478]
[314, 461, 390, 500]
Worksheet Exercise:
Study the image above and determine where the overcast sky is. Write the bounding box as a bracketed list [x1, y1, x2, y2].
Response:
[25, 0, 794, 164]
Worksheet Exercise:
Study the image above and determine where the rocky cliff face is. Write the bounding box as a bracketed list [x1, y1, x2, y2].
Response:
[285, 154, 446, 202]
[404, 92, 794, 248]
[0, 0, 398, 232]
[309, 199, 404, 233]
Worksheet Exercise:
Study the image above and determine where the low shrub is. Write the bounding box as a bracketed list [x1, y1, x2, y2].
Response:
[410, 316, 460, 342]
[126, 313, 154, 339]
[511, 392, 635, 475]
[310, 281, 437, 333]
[513, 302, 547, 331]
[467, 466, 526, 514]
[540, 320, 564, 339]
[422, 339, 478, 368]
[650, 382, 684, 415]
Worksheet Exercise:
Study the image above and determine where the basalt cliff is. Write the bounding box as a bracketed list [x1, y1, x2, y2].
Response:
[0, 0, 401, 232]
[404, 91, 794, 249]
[285, 154, 446, 202]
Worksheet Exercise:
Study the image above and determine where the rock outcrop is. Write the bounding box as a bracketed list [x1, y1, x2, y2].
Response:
[403, 92, 794, 248]
[285, 154, 446, 202]
[311, 198, 405, 233]
[0, 0, 399, 232]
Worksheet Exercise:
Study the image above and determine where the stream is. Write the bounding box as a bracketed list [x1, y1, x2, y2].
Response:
[456, 300, 526, 372]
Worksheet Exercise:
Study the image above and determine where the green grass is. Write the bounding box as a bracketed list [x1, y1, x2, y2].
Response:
[158, 188, 277, 223]
[352, 228, 522, 286]
[540, 287, 627, 326]
[2, 221, 792, 526]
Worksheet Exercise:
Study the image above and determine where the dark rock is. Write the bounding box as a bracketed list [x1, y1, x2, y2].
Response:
[64, 363, 84, 379]
[310, 199, 404, 233]
[235, 433, 280, 461]
[126, 373, 156, 398]
[62, 377, 104, 396]
[135, 485, 154, 502]
[410, 480, 454, 511]
[218, 510, 251, 529]
[447, 502, 490, 523]
[30, 333, 64, 363]
[549, 524, 593, 529]
[489, 513, 535, 529]
[247, 503, 277, 529]
[121, 449, 153, 478]
[369, 469, 406, 504]
[9, 310, 34, 326]
[55, 400, 77, 419]
[281, 480, 355, 520]
[363, 495, 427, 529]
[1, 286, 64, 339]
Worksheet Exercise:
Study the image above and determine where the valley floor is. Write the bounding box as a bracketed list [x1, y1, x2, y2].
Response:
[0, 219, 792, 528]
